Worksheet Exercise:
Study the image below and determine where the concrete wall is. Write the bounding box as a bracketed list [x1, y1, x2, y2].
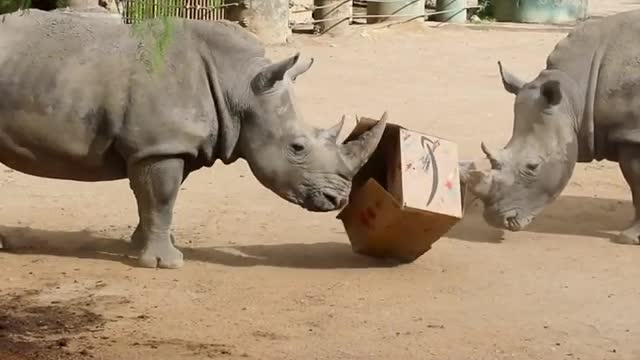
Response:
[290, 0, 314, 24]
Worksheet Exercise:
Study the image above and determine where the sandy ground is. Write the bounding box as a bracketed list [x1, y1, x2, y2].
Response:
[3, 4, 640, 360]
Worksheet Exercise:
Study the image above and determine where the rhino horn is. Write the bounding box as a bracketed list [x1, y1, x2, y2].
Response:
[324, 115, 345, 144]
[497, 60, 525, 95]
[340, 111, 388, 176]
[459, 158, 493, 199]
[458, 160, 475, 183]
[481, 141, 499, 163]
[464, 168, 493, 200]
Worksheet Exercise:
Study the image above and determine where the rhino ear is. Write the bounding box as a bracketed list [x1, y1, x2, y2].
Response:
[251, 53, 300, 95]
[498, 61, 525, 95]
[287, 56, 314, 82]
[540, 80, 562, 106]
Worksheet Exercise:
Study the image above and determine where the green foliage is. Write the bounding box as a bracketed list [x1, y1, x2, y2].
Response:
[476, 0, 495, 20]
[1, 0, 70, 15]
[0, 0, 31, 14]
[0, 0, 225, 76]
[124, 0, 225, 74]
[131, 16, 176, 75]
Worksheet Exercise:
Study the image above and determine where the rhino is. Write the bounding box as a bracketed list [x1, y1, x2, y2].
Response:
[0, 10, 387, 268]
[460, 9, 640, 244]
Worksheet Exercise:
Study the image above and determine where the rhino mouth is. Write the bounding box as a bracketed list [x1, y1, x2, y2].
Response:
[303, 191, 348, 212]
[484, 208, 534, 232]
[277, 188, 347, 212]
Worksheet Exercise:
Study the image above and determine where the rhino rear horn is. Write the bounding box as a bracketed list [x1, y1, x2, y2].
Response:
[481, 142, 498, 161]
[324, 115, 345, 144]
[340, 112, 388, 176]
[498, 61, 525, 95]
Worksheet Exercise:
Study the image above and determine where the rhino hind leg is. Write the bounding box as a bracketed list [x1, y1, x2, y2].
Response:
[128, 157, 186, 269]
[615, 145, 640, 245]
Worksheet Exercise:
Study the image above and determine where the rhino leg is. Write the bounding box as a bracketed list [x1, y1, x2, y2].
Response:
[129, 157, 185, 269]
[130, 225, 176, 251]
[615, 145, 640, 245]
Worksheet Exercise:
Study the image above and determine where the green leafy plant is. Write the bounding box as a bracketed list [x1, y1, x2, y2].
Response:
[0, 0, 226, 75]
[0, 0, 31, 14]
[131, 15, 176, 74]
[476, 0, 495, 20]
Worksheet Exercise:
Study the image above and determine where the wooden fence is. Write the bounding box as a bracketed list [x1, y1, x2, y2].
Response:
[121, 0, 232, 24]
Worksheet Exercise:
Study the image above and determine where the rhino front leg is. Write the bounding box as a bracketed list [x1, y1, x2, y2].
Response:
[128, 157, 185, 268]
[616, 144, 640, 245]
[130, 225, 176, 250]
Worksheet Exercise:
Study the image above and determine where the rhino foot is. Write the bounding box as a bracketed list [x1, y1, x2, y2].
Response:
[130, 226, 145, 251]
[131, 227, 176, 252]
[138, 238, 184, 269]
[615, 225, 640, 245]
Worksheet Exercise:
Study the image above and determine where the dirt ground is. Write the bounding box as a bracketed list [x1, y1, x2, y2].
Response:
[2, 8, 640, 360]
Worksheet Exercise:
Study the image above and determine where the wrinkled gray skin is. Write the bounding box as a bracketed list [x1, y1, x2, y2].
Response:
[461, 9, 640, 245]
[0, 10, 386, 268]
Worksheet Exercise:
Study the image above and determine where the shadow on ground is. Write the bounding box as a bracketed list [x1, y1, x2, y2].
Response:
[447, 194, 631, 243]
[0, 195, 632, 267]
[0, 226, 399, 269]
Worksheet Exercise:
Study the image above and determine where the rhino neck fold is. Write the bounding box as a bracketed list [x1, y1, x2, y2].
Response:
[573, 47, 605, 163]
[554, 44, 608, 164]
[188, 20, 270, 166]
[200, 54, 267, 166]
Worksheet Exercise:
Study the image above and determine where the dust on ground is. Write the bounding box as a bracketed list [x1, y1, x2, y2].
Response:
[2, 5, 640, 360]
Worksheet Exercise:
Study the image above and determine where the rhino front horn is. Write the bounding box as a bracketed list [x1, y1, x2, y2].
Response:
[340, 111, 388, 176]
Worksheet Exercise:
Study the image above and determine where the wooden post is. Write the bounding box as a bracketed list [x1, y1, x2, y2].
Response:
[312, 0, 352, 35]
[242, 0, 291, 45]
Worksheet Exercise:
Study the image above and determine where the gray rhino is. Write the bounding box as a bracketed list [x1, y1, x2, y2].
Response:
[460, 9, 640, 244]
[0, 10, 386, 268]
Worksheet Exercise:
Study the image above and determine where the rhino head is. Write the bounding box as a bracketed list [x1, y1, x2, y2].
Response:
[236, 53, 386, 212]
[460, 61, 580, 231]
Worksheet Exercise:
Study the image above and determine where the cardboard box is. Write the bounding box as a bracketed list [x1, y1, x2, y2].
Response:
[337, 113, 466, 263]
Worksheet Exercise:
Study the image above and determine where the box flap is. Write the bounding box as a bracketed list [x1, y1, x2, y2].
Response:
[342, 115, 404, 144]
[337, 178, 403, 252]
[341, 115, 402, 200]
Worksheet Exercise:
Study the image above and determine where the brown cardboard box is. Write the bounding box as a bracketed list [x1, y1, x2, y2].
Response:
[337, 113, 466, 262]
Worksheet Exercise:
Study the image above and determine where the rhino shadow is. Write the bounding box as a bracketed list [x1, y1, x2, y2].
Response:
[0, 226, 399, 269]
[447, 194, 632, 243]
[0, 226, 139, 266]
[181, 243, 400, 269]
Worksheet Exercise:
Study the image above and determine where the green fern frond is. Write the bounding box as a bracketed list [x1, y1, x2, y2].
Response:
[130, 16, 176, 75]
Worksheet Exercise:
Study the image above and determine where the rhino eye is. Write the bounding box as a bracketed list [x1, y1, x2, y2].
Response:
[290, 142, 306, 153]
[526, 163, 539, 171]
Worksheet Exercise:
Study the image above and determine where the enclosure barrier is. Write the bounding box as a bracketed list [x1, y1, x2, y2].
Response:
[121, 0, 241, 23]
[292, 0, 480, 34]
[121, 0, 291, 45]
[120, 0, 482, 44]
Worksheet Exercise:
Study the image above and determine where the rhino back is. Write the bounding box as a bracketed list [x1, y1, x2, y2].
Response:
[545, 9, 640, 161]
[591, 10, 640, 159]
[0, 11, 140, 180]
[0, 11, 235, 181]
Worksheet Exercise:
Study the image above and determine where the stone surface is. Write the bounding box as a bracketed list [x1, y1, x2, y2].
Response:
[244, 0, 291, 44]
